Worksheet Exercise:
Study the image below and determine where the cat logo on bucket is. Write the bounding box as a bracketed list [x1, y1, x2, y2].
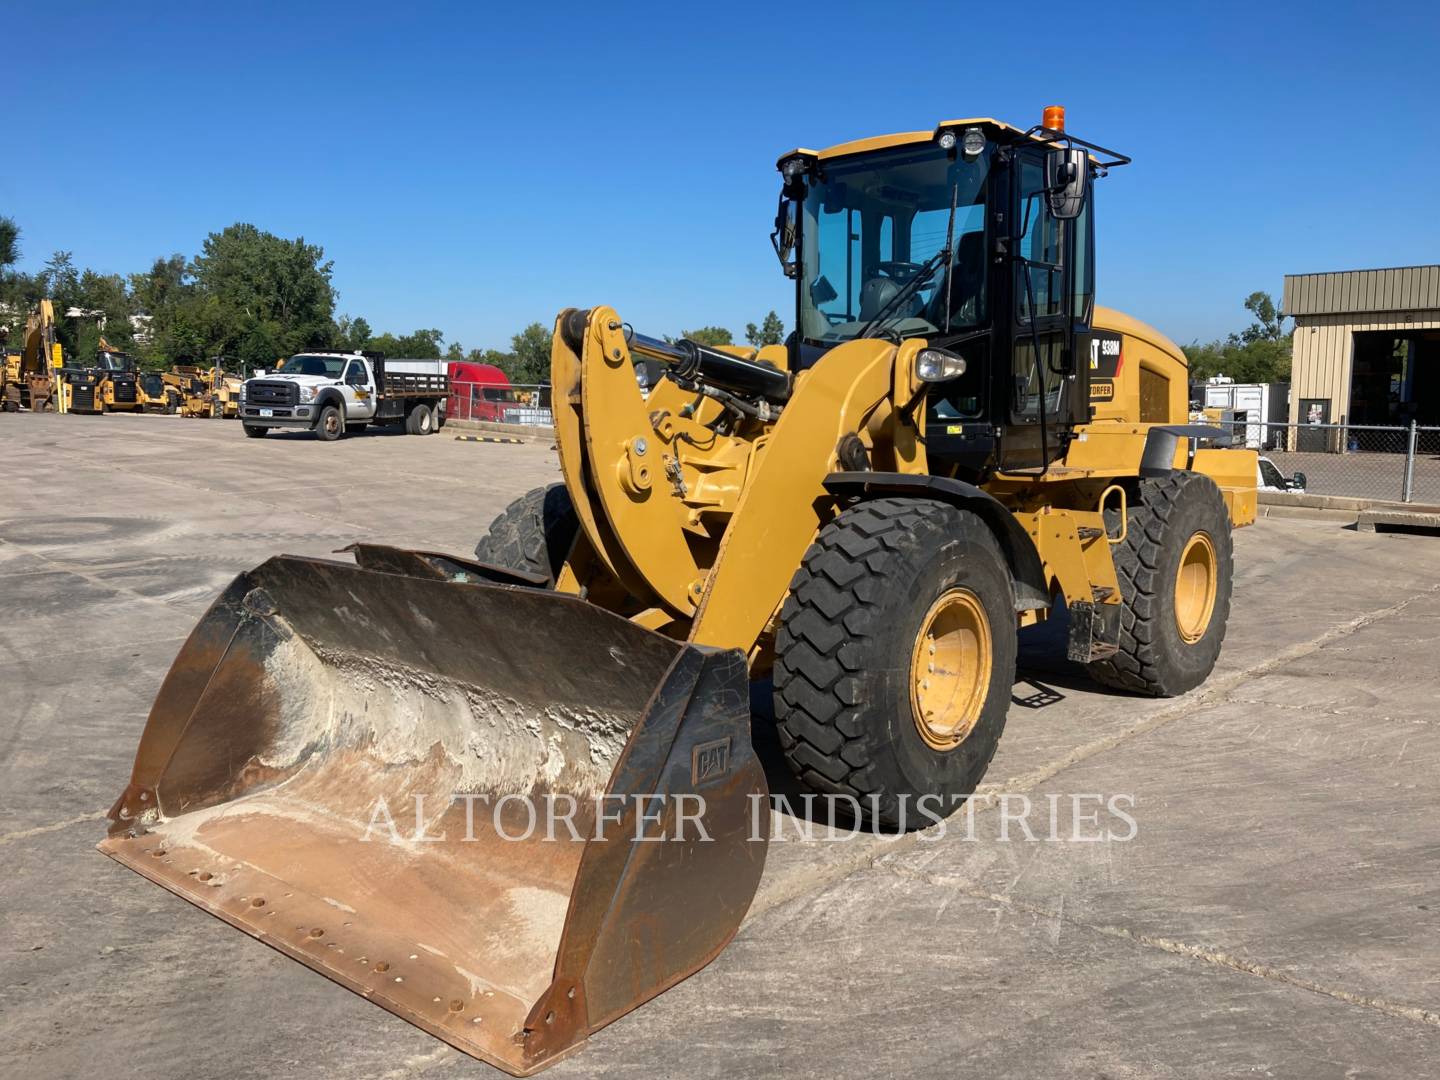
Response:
[691, 737, 732, 785]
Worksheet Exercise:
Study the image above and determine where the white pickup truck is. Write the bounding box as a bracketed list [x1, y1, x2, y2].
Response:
[239, 352, 449, 441]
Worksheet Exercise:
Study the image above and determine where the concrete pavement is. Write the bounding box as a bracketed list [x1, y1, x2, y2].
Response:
[3, 411, 1438, 1079]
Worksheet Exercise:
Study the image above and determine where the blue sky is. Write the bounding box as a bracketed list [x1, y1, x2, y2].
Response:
[6, 1, 1439, 350]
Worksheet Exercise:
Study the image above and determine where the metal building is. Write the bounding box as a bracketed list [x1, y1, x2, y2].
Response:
[1284, 265, 1440, 429]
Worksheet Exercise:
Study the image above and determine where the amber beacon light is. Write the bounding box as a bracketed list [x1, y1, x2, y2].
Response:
[1042, 104, 1066, 132]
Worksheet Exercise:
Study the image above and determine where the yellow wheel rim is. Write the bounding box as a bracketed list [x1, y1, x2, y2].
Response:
[909, 588, 993, 751]
[1174, 532, 1218, 644]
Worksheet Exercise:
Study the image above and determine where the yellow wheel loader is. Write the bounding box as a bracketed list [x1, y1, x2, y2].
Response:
[100, 109, 1257, 1074]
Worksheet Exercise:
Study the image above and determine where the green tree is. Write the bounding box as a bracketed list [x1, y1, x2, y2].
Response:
[1183, 290, 1292, 384]
[680, 325, 733, 347]
[1238, 291, 1286, 344]
[0, 216, 19, 269]
[39, 251, 79, 304]
[368, 327, 444, 359]
[334, 314, 372, 352]
[744, 310, 785, 347]
[190, 223, 337, 368]
[66, 270, 138, 358]
[499, 322, 551, 384]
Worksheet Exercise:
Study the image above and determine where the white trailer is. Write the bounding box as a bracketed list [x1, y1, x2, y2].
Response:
[1204, 380, 1289, 449]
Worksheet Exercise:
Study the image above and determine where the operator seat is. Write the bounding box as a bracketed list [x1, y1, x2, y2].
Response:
[929, 230, 987, 327]
[858, 274, 904, 323]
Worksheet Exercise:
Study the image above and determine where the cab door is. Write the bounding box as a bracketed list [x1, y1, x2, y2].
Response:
[999, 149, 1093, 471]
[342, 360, 377, 418]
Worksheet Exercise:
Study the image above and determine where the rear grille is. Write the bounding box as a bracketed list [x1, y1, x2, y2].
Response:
[113, 380, 137, 403]
[72, 385, 96, 411]
[247, 381, 299, 407]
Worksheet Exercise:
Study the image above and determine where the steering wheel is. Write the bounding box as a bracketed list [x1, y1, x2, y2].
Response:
[872, 260, 927, 284]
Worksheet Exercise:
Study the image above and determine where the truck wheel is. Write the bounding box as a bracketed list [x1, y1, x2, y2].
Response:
[473, 484, 579, 588]
[774, 497, 1017, 830]
[406, 404, 434, 435]
[1085, 471, 1233, 697]
[315, 405, 344, 441]
[243, 425, 268, 438]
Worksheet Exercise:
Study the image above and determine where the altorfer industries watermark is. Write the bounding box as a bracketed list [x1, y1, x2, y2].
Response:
[360, 792, 1139, 844]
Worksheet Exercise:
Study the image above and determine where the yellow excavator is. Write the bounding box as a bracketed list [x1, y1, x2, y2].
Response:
[3, 299, 63, 412]
[101, 109, 1256, 1074]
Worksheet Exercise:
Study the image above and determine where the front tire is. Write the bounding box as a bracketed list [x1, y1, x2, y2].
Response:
[315, 404, 344, 441]
[473, 484, 579, 587]
[774, 498, 1017, 830]
[242, 425, 268, 438]
[1085, 471, 1234, 696]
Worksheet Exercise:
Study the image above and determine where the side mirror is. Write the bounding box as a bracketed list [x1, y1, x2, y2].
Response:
[771, 197, 799, 279]
[1290, 472, 1307, 490]
[1045, 147, 1089, 220]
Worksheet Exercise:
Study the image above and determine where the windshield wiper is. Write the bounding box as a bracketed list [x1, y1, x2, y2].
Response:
[858, 180, 960, 342]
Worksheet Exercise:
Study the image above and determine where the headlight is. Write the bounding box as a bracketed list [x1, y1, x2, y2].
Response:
[297, 385, 316, 403]
[916, 349, 966, 382]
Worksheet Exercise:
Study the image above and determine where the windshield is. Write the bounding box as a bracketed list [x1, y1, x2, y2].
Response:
[96, 352, 134, 372]
[275, 355, 347, 378]
[800, 142, 991, 346]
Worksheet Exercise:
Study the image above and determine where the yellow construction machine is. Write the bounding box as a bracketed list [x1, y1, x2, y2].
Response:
[100, 109, 1256, 1074]
[170, 361, 242, 417]
[3, 299, 64, 412]
[136, 369, 182, 413]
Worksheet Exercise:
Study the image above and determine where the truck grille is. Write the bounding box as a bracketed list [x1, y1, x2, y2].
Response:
[247, 381, 299, 406]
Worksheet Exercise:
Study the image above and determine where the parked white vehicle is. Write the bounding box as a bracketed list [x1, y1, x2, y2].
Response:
[1258, 455, 1306, 494]
[239, 352, 448, 441]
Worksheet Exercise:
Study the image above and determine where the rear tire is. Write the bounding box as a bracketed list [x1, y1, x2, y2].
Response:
[242, 425, 268, 438]
[406, 404, 434, 435]
[315, 405, 344, 441]
[474, 484, 579, 587]
[1085, 471, 1233, 696]
[774, 498, 1017, 830]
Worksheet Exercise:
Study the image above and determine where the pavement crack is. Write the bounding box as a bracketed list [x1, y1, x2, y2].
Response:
[883, 863, 1440, 1030]
[0, 811, 107, 847]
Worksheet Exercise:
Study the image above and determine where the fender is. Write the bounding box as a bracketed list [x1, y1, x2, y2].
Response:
[1140, 424, 1227, 477]
[822, 471, 1050, 612]
[313, 387, 347, 418]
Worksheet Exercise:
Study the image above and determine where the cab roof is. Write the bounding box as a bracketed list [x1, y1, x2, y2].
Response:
[778, 118, 1034, 166]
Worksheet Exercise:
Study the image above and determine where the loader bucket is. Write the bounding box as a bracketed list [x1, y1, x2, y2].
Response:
[98, 548, 767, 1075]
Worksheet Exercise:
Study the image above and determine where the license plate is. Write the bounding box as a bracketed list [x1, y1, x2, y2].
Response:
[259, 408, 274, 417]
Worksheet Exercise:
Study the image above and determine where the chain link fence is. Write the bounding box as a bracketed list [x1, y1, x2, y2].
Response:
[1209, 420, 1440, 504]
[448, 382, 554, 427]
[442, 383, 1438, 505]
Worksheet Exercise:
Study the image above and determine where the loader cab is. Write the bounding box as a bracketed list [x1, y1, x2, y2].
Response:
[776, 113, 1127, 478]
